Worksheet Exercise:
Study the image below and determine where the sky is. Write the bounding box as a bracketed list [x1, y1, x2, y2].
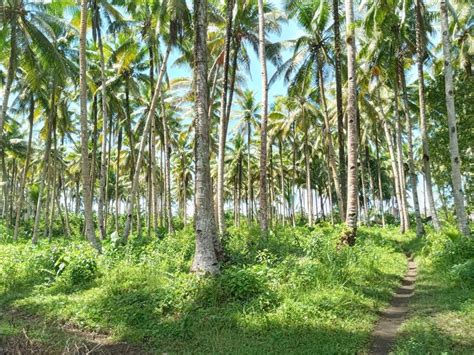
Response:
[166, 0, 305, 106]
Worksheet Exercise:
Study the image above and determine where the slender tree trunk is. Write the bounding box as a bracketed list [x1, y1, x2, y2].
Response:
[79, 0, 101, 252]
[160, 94, 174, 234]
[304, 138, 313, 225]
[279, 138, 285, 225]
[97, 19, 109, 241]
[247, 124, 253, 223]
[415, 0, 441, 230]
[379, 94, 404, 230]
[360, 150, 368, 224]
[115, 128, 122, 233]
[191, 0, 220, 274]
[332, 0, 346, 214]
[344, 0, 358, 244]
[440, 0, 470, 236]
[32, 128, 51, 244]
[400, 64, 424, 236]
[122, 42, 171, 241]
[291, 124, 296, 227]
[0, 18, 16, 141]
[318, 61, 345, 220]
[13, 97, 34, 240]
[393, 74, 410, 232]
[375, 128, 386, 227]
[217, 0, 235, 235]
[257, 0, 268, 233]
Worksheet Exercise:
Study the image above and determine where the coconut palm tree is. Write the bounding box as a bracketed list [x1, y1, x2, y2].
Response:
[439, 0, 470, 236]
[344, 0, 358, 245]
[191, 0, 220, 274]
[415, 0, 440, 230]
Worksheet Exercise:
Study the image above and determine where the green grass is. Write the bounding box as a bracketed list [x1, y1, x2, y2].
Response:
[0, 222, 427, 353]
[394, 227, 474, 354]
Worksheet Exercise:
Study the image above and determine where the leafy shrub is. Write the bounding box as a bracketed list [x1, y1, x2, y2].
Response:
[51, 244, 99, 292]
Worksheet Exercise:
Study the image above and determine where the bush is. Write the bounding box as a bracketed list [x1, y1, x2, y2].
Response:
[50, 244, 99, 292]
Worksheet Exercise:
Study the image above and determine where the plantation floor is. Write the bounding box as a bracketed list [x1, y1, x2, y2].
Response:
[1, 226, 473, 354]
[0, 308, 148, 354]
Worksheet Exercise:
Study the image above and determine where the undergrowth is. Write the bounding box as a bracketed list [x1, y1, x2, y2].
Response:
[1, 222, 416, 353]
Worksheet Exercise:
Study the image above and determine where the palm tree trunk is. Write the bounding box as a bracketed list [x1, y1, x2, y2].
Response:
[291, 124, 296, 227]
[375, 125, 385, 227]
[32, 127, 51, 244]
[191, 0, 220, 274]
[381, 108, 404, 230]
[318, 61, 345, 220]
[217, 0, 235, 235]
[279, 138, 285, 225]
[393, 76, 410, 232]
[0, 18, 16, 140]
[97, 19, 109, 241]
[399, 64, 424, 236]
[257, 0, 269, 233]
[344, 0, 358, 244]
[13, 97, 34, 240]
[160, 94, 174, 234]
[79, 0, 101, 252]
[415, 0, 441, 231]
[440, 0, 470, 236]
[332, 0, 346, 215]
[247, 124, 253, 223]
[115, 128, 122, 233]
[359, 150, 369, 224]
[122, 42, 171, 241]
[304, 138, 313, 225]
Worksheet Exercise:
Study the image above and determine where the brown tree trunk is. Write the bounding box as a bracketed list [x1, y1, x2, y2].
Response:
[440, 0, 470, 236]
[191, 0, 220, 274]
[217, 0, 235, 235]
[344, 0, 359, 244]
[13, 97, 34, 240]
[415, 0, 441, 230]
[257, 0, 269, 234]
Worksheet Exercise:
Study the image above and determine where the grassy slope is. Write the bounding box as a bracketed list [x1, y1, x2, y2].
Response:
[1, 224, 409, 354]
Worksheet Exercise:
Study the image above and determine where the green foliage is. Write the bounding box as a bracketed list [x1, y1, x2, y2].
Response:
[2, 224, 471, 353]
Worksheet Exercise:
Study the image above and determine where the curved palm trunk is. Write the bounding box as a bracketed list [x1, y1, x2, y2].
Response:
[415, 0, 440, 230]
[440, 0, 470, 236]
[257, 0, 269, 234]
[217, 0, 235, 235]
[13, 97, 34, 240]
[344, 0, 358, 244]
[191, 0, 219, 274]
[399, 64, 424, 236]
[122, 42, 171, 241]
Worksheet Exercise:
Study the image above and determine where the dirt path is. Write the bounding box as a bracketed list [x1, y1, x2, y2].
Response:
[369, 255, 417, 354]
